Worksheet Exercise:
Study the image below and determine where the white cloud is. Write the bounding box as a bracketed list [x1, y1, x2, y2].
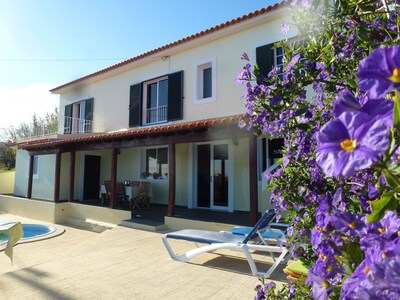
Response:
[0, 84, 59, 129]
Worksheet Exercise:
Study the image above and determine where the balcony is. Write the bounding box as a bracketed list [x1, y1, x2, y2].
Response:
[146, 105, 167, 125]
[64, 116, 93, 134]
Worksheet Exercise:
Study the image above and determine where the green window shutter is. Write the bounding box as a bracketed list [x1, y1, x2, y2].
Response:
[64, 104, 73, 133]
[256, 43, 274, 77]
[85, 98, 94, 121]
[129, 83, 142, 127]
[167, 71, 184, 121]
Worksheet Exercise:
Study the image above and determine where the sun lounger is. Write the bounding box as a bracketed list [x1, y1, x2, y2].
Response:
[162, 209, 289, 277]
[224, 222, 289, 245]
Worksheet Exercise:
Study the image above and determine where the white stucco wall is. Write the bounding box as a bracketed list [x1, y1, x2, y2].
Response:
[57, 11, 295, 133]
[14, 150, 55, 201]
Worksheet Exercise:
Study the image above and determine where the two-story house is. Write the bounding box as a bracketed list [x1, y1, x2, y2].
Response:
[8, 2, 292, 227]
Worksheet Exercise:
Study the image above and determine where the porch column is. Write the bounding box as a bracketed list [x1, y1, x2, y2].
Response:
[110, 148, 119, 208]
[68, 150, 76, 202]
[249, 135, 259, 225]
[167, 143, 176, 216]
[27, 154, 34, 199]
[54, 151, 61, 203]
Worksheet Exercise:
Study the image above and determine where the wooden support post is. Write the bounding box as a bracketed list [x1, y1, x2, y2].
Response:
[69, 151, 76, 202]
[54, 152, 61, 203]
[110, 148, 119, 208]
[249, 135, 259, 225]
[27, 154, 34, 199]
[167, 143, 176, 216]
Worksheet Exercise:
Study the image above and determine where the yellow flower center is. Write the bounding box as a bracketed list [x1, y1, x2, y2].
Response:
[322, 282, 330, 289]
[389, 68, 400, 83]
[378, 227, 386, 234]
[340, 139, 356, 152]
[364, 266, 370, 275]
[349, 221, 357, 229]
[382, 252, 388, 259]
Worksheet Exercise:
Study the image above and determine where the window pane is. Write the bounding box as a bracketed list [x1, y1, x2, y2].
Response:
[147, 83, 157, 109]
[203, 67, 212, 98]
[33, 156, 38, 175]
[146, 149, 157, 174]
[158, 79, 168, 106]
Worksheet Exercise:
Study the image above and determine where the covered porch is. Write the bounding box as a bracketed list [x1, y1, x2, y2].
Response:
[17, 115, 262, 226]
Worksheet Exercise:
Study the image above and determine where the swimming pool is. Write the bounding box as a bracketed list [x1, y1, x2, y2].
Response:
[0, 223, 64, 246]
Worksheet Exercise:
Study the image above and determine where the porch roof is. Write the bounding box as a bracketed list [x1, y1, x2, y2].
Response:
[18, 114, 249, 153]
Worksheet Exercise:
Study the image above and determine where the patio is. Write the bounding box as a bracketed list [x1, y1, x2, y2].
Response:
[0, 212, 288, 299]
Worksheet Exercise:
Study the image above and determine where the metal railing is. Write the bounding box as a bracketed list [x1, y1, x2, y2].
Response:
[146, 105, 167, 124]
[64, 116, 93, 134]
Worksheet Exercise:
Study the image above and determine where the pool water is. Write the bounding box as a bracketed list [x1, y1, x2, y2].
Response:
[0, 224, 55, 242]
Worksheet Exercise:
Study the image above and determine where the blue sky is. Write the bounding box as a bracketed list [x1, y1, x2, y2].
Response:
[0, 0, 281, 128]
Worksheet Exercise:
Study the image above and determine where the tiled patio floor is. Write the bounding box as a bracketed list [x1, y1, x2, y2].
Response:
[0, 212, 288, 300]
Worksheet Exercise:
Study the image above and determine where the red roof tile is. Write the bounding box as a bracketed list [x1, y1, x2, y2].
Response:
[18, 115, 245, 150]
[50, 1, 286, 93]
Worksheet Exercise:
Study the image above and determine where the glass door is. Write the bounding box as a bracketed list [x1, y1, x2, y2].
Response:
[196, 142, 231, 210]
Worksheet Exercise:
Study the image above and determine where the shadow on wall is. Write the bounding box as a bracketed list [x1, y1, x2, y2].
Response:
[0, 171, 15, 194]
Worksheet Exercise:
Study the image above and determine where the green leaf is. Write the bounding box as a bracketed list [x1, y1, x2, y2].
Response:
[383, 169, 400, 189]
[295, 106, 308, 116]
[367, 192, 398, 223]
[388, 163, 400, 175]
[394, 92, 400, 128]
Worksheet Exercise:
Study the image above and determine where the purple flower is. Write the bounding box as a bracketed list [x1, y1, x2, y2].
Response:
[357, 46, 400, 98]
[306, 270, 331, 300]
[332, 89, 394, 127]
[281, 21, 290, 35]
[331, 212, 366, 237]
[240, 52, 249, 61]
[316, 112, 391, 177]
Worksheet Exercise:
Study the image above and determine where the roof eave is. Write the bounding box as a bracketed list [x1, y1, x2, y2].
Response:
[50, 2, 287, 94]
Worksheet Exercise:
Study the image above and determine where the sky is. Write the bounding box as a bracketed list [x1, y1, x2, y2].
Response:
[0, 0, 281, 129]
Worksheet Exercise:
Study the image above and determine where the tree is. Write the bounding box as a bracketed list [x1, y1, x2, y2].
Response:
[0, 143, 15, 170]
[0, 107, 58, 170]
[3, 107, 58, 143]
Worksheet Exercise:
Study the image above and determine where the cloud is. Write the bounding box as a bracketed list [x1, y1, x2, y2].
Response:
[0, 84, 59, 129]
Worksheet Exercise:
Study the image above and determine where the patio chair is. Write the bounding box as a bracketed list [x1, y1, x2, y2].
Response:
[131, 181, 151, 210]
[162, 209, 290, 278]
[103, 181, 129, 208]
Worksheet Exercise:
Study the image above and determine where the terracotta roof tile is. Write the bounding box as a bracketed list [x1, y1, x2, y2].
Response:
[18, 115, 245, 150]
[50, 1, 286, 93]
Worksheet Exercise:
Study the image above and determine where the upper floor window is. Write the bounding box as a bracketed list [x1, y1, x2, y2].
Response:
[257, 41, 307, 80]
[274, 47, 285, 79]
[194, 57, 216, 104]
[256, 43, 285, 79]
[129, 71, 183, 127]
[143, 77, 168, 124]
[64, 98, 93, 134]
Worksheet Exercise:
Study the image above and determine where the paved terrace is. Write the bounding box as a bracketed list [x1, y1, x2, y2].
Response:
[0, 213, 288, 299]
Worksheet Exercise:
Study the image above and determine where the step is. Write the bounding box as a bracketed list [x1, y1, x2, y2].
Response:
[120, 219, 167, 232]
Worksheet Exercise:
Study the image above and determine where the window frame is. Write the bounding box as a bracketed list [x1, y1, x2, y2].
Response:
[142, 146, 169, 180]
[64, 97, 93, 134]
[142, 76, 169, 125]
[193, 57, 216, 105]
[257, 138, 284, 181]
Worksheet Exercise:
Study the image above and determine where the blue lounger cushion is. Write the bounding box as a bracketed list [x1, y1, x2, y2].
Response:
[165, 229, 244, 245]
[227, 227, 284, 239]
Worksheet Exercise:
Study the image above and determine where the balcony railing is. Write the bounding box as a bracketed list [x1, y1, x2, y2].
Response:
[64, 116, 93, 134]
[146, 105, 167, 124]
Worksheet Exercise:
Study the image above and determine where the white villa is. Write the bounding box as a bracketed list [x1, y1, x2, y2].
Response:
[3, 2, 293, 229]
